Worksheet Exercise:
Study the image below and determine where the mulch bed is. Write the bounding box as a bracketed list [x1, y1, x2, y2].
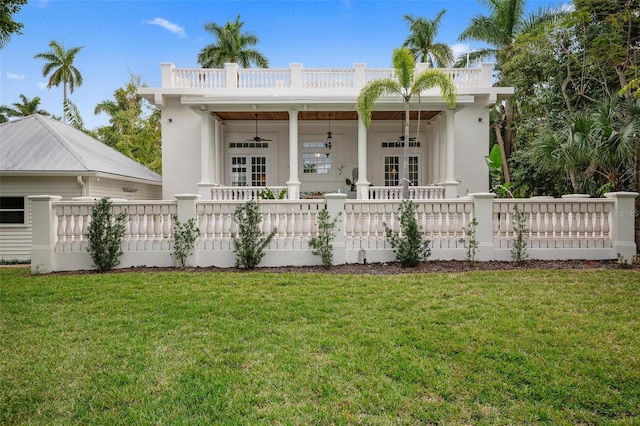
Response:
[41, 259, 639, 275]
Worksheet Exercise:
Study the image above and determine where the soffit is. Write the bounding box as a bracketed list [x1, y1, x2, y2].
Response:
[214, 111, 440, 121]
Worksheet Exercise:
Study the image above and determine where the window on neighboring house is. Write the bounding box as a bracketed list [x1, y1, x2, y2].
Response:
[231, 156, 267, 186]
[302, 141, 332, 174]
[384, 156, 419, 186]
[0, 196, 25, 224]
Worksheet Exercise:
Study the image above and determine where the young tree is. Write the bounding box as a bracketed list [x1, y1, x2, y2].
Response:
[0, 0, 26, 48]
[403, 11, 453, 67]
[93, 75, 162, 173]
[34, 40, 84, 124]
[197, 14, 269, 68]
[357, 47, 456, 198]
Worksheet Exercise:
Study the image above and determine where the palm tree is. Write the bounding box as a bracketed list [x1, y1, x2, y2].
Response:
[197, 15, 268, 68]
[357, 47, 456, 198]
[458, 0, 561, 184]
[1, 94, 50, 118]
[34, 40, 84, 123]
[403, 11, 453, 67]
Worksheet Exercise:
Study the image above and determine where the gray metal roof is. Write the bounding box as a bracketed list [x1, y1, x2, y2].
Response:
[0, 114, 161, 182]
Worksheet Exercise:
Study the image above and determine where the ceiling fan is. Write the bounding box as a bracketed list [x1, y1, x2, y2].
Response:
[244, 113, 272, 142]
[396, 113, 416, 142]
[384, 113, 416, 143]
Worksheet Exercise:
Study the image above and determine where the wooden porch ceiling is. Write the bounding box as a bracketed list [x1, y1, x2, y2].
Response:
[213, 111, 440, 121]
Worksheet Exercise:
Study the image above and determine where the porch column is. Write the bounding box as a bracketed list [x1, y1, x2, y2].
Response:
[438, 116, 446, 183]
[443, 109, 458, 199]
[287, 109, 301, 199]
[430, 122, 440, 184]
[197, 112, 214, 199]
[355, 112, 370, 199]
[213, 116, 223, 184]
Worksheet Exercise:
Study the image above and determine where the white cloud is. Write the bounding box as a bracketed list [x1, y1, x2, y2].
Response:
[37, 82, 48, 90]
[558, 3, 574, 13]
[145, 17, 186, 38]
[6, 72, 26, 80]
[451, 43, 469, 61]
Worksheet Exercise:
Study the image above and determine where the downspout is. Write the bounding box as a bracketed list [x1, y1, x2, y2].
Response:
[77, 176, 87, 197]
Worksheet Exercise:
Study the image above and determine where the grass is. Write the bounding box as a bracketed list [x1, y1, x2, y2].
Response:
[1, 267, 639, 425]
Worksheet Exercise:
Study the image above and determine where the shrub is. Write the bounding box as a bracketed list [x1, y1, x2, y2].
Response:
[511, 205, 529, 264]
[308, 209, 341, 269]
[257, 188, 287, 200]
[459, 218, 479, 262]
[86, 197, 126, 271]
[384, 200, 431, 267]
[232, 200, 277, 269]
[171, 216, 201, 268]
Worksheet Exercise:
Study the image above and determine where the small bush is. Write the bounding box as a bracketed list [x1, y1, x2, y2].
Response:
[308, 209, 341, 269]
[511, 205, 529, 264]
[459, 218, 479, 262]
[257, 188, 287, 200]
[233, 200, 277, 269]
[87, 197, 126, 271]
[384, 200, 431, 267]
[172, 216, 201, 268]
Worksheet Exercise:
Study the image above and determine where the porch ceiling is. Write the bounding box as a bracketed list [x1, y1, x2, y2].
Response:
[213, 111, 440, 121]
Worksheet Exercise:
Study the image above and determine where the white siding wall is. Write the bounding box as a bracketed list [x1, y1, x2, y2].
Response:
[0, 175, 161, 261]
[0, 176, 81, 260]
[89, 176, 161, 200]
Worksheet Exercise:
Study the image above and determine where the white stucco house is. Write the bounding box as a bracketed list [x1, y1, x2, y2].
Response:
[0, 114, 162, 260]
[138, 62, 513, 201]
[23, 63, 638, 273]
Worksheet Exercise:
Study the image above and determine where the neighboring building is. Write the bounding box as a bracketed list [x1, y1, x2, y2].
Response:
[0, 114, 162, 260]
[139, 62, 513, 200]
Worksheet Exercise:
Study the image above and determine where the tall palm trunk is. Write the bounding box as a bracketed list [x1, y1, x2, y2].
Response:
[402, 106, 411, 198]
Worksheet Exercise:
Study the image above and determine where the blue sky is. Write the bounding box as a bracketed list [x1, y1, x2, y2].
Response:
[1, 0, 565, 129]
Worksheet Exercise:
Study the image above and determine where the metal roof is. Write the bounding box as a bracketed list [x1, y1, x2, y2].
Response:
[0, 114, 161, 182]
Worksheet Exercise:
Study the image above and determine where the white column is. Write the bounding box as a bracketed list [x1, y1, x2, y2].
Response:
[197, 112, 213, 199]
[355, 112, 370, 199]
[287, 109, 301, 199]
[175, 194, 201, 267]
[443, 109, 459, 199]
[325, 193, 347, 265]
[604, 191, 639, 261]
[213, 116, 223, 184]
[469, 193, 496, 261]
[28, 195, 62, 274]
[438, 116, 446, 183]
[430, 123, 439, 184]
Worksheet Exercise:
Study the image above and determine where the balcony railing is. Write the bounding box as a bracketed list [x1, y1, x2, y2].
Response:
[164, 62, 493, 90]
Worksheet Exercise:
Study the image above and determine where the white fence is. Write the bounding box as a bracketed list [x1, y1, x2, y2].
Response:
[29, 192, 638, 273]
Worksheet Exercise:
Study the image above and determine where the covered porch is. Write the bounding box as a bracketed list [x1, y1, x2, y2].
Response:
[192, 109, 459, 200]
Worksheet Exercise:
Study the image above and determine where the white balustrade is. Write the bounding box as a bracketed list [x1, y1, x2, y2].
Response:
[53, 201, 177, 252]
[173, 68, 226, 89]
[211, 186, 287, 201]
[344, 200, 473, 250]
[171, 65, 487, 90]
[368, 186, 445, 200]
[237, 68, 292, 88]
[493, 199, 613, 249]
[301, 69, 355, 89]
[196, 200, 324, 250]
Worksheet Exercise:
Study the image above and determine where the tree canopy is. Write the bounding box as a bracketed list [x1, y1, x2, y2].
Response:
[197, 15, 269, 68]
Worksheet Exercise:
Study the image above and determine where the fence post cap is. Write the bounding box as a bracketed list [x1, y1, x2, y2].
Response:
[27, 195, 62, 201]
[604, 192, 639, 199]
[175, 194, 202, 200]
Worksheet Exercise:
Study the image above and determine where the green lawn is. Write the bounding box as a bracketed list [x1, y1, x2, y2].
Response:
[1, 267, 639, 425]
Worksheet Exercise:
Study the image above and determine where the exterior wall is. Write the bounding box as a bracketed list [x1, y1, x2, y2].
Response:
[0, 175, 161, 260]
[0, 176, 81, 260]
[161, 97, 201, 198]
[454, 105, 491, 196]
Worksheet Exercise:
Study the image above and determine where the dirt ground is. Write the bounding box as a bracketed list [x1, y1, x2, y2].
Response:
[43, 258, 639, 275]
